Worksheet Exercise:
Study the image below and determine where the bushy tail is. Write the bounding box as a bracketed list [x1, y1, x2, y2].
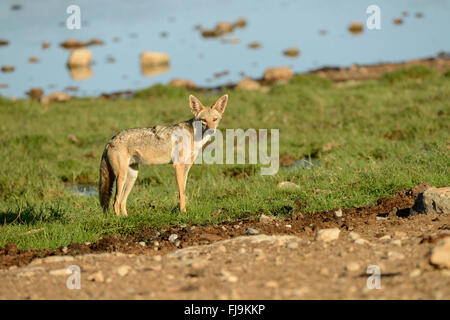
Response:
[99, 149, 115, 212]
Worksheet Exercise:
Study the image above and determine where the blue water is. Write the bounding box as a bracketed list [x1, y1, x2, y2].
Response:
[0, 0, 449, 98]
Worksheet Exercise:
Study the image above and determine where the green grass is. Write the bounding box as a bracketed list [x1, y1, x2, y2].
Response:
[1, 66, 449, 249]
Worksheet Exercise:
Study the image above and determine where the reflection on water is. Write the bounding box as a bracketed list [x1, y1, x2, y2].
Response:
[0, 0, 449, 98]
[65, 184, 98, 197]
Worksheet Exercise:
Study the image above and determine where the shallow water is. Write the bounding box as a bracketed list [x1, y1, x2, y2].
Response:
[0, 0, 449, 98]
[65, 184, 98, 197]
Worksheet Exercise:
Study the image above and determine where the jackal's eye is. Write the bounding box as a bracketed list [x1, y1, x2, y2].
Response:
[213, 118, 218, 122]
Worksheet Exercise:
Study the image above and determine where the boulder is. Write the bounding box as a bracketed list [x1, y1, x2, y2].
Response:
[41, 92, 71, 105]
[141, 52, 170, 67]
[42, 41, 51, 49]
[68, 49, 92, 67]
[169, 78, 195, 89]
[263, 66, 293, 83]
[1, 65, 15, 73]
[248, 41, 262, 49]
[236, 77, 261, 91]
[430, 237, 450, 269]
[315, 228, 340, 242]
[410, 187, 450, 215]
[26, 87, 44, 100]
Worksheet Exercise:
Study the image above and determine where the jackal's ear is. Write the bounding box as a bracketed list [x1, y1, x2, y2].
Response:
[213, 94, 228, 115]
[189, 95, 204, 116]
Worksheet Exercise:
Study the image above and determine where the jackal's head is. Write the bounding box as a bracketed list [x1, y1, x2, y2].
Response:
[189, 94, 228, 132]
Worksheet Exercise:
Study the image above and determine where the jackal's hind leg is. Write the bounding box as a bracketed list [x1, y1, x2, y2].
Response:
[113, 166, 128, 216]
[174, 164, 187, 212]
[119, 164, 139, 216]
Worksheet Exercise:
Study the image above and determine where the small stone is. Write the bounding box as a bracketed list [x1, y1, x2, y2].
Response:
[283, 47, 300, 57]
[245, 228, 259, 235]
[139, 241, 146, 247]
[88, 271, 104, 282]
[174, 240, 181, 247]
[348, 22, 363, 34]
[286, 242, 298, 249]
[345, 262, 360, 272]
[153, 255, 162, 262]
[430, 238, 450, 269]
[238, 248, 246, 254]
[379, 235, 391, 241]
[44, 256, 75, 263]
[409, 269, 421, 278]
[168, 234, 178, 242]
[285, 224, 292, 228]
[259, 214, 275, 224]
[391, 239, 402, 246]
[334, 209, 343, 218]
[265, 281, 279, 288]
[348, 232, 361, 240]
[394, 231, 407, 238]
[62, 246, 68, 254]
[315, 228, 340, 242]
[388, 251, 405, 260]
[116, 265, 131, 276]
[49, 268, 71, 276]
[354, 238, 369, 245]
[376, 216, 388, 221]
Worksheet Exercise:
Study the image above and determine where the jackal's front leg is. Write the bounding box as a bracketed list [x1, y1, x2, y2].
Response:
[174, 164, 186, 212]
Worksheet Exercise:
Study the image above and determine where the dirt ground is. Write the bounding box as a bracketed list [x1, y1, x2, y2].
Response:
[1, 183, 449, 299]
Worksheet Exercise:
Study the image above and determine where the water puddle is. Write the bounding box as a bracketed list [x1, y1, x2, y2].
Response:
[65, 183, 98, 197]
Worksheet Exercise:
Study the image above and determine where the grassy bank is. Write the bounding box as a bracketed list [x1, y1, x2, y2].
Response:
[1, 65, 449, 249]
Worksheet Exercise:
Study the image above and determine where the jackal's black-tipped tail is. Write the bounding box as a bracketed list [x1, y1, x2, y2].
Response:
[99, 149, 115, 212]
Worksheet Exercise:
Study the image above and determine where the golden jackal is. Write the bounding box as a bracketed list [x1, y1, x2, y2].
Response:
[99, 94, 228, 216]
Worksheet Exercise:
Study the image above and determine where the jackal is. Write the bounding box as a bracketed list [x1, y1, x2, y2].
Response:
[99, 94, 228, 216]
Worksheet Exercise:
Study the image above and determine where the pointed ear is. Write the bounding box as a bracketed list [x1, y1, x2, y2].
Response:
[189, 95, 204, 116]
[213, 94, 228, 115]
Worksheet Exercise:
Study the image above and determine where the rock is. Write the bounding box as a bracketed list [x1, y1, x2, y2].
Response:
[376, 216, 388, 221]
[265, 281, 279, 288]
[43, 256, 75, 263]
[315, 228, 340, 242]
[4, 243, 18, 255]
[259, 214, 275, 224]
[88, 271, 105, 282]
[348, 232, 361, 240]
[169, 78, 195, 89]
[69, 66, 93, 81]
[141, 52, 170, 76]
[248, 41, 262, 49]
[263, 66, 293, 83]
[409, 269, 421, 278]
[26, 87, 44, 100]
[153, 255, 162, 262]
[277, 181, 300, 190]
[391, 239, 402, 246]
[234, 18, 247, 28]
[1, 65, 15, 73]
[430, 238, 450, 269]
[354, 238, 369, 245]
[286, 242, 298, 249]
[28, 57, 40, 63]
[236, 77, 261, 91]
[394, 231, 407, 238]
[393, 18, 403, 25]
[388, 251, 405, 260]
[410, 187, 450, 215]
[168, 234, 178, 242]
[42, 41, 51, 49]
[245, 228, 259, 236]
[283, 47, 300, 57]
[0, 83, 9, 89]
[334, 209, 343, 218]
[68, 48, 92, 67]
[138, 241, 146, 247]
[60, 38, 104, 49]
[0, 39, 9, 46]
[379, 235, 391, 241]
[345, 262, 360, 272]
[348, 22, 363, 34]
[41, 92, 71, 105]
[116, 265, 131, 276]
[49, 268, 71, 276]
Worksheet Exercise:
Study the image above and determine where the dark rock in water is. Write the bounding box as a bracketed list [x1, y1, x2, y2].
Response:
[283, 47, 300, 57]
[11, 4, 22, 11]
[415, 12, 424, 18]
[0, 39, 9, 46]
[348, 22, 363, 35]
[393, 18, 403, 25]
[26, 87, 44, 100]
[28, 57, 40, 63]
[60, 38, 104, 49]
[42, 41, 51, 49]
[1, 65, 15, 73]
[248, 41, 262, 49]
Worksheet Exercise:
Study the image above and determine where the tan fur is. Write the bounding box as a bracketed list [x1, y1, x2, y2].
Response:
[99, 94, 228, 216]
